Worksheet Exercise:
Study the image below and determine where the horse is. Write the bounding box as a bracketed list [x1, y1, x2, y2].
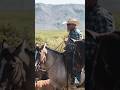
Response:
[74, 40, 85, 87]
[39, 41, 85, 90]
[86, 30, 120, 90]
[0, 40, 34, 90]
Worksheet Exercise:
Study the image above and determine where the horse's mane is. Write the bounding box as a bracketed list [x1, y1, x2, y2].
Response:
[40, 45, 63, 55]
[46, 47, 63, 55]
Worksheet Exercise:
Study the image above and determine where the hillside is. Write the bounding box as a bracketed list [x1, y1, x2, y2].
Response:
[35, 3, 85, 30]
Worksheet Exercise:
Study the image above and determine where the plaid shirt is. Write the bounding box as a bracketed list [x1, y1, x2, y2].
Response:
[86, 5, 115, 56]
[85, 5, 115, 82]
[68, 28, 81, 40]
[86, 5, 115, 33]
[65, 28, 81, 52]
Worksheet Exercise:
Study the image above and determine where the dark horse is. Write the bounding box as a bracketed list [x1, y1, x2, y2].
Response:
[74, 40, 85, 86]
[0, 40, 34, 90]
[86, 30, 120, 90]
[39, 40, 85, 89]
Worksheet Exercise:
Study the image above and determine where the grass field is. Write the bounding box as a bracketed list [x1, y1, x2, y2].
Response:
[35, 30, 68, 52]
[35, 29, 86, 52]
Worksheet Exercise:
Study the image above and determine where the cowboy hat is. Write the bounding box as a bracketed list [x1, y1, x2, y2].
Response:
[62, 18, 80, 26]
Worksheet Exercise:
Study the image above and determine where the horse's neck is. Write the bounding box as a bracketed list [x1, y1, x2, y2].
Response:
[47, 50, 67, 86]
[46, 49, 65, 69]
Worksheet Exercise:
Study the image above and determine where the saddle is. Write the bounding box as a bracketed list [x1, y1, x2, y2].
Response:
[63, 50, 81, 74]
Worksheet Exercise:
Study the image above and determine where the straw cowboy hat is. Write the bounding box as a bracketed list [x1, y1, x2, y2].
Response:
[62, 18, 80, 26]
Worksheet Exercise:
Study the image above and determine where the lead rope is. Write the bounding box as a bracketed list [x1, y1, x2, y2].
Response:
[54, 41, 64, 51]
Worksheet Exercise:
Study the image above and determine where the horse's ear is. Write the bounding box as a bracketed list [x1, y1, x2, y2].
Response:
[41, 43, 47, 49]
[21, 40, 27, 50]
[2, 40, 9, 49]
[13, 41, 22, 55]
[41, 43, 47, 54]
[43, 43, 47, 49]
[13, 40, 27, 55]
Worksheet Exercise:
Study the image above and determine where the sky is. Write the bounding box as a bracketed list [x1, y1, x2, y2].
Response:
[35, 0, 85, 4]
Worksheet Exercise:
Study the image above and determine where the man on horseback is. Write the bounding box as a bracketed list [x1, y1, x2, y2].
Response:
[63, 18, 82, 85]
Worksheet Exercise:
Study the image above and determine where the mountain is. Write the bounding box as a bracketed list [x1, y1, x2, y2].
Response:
[35, 3, 85, 30]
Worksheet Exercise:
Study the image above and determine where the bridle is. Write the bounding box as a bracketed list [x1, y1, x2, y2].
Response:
[0, 49, 24, 82]
[39, 48, 58, 72]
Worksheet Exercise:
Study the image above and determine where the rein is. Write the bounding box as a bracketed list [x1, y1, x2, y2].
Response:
[54, 41, 64, 51]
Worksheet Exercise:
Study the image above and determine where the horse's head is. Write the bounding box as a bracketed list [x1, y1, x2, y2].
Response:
[39, 43, 48, 64]
[0, 40, 33, 88]
[0, 40, 32, 72]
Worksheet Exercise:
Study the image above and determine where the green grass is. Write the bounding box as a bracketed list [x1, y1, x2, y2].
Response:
[35, 30, 68, 52]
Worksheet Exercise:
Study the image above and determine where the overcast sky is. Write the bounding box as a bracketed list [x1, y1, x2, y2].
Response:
[35, 0, 85, 4]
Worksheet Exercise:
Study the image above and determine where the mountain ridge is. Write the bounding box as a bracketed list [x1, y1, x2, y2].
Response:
[35, 3, 85, 30]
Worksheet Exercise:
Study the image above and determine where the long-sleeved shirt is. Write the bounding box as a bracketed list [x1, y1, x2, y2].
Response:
[65, 28, 82, 52]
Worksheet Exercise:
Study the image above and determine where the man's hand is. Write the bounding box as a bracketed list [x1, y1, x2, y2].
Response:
[64, 37, 68, 44]
[64, 37, 68, 41]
